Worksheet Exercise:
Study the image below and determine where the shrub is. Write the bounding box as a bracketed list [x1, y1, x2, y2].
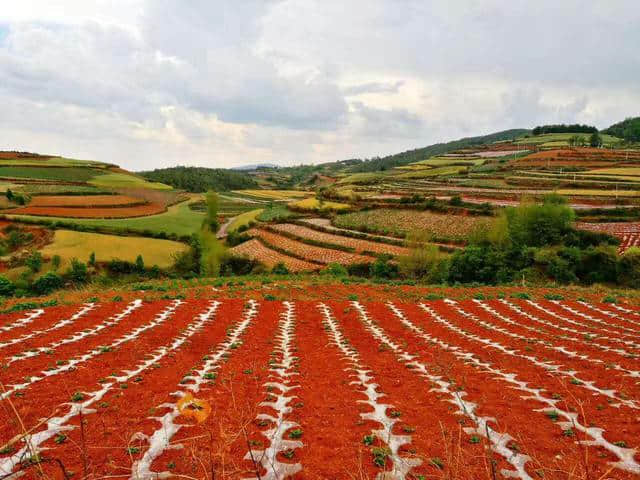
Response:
[619, 247, 640, 288]
[271, 262, 290, 275]
[449, 195, 463, 206]
[370, 257, 399, 279]
[67, 259, 88, 284]
[107, 259, 137, 275]
[323, 263, 348, 277]
[135, 255, 145, 273]
[0, 276, 16, 297]
[347, 262, 372, 278]
[448, 246, 503, 285]
[220, 255, 260, 276]
[226, 230, 251, 247]
[88, 252, 96, 267]
[398, 237, 440, 280]
[7, 229, 32, 250]
[31, 272, 63, 295]
[576, 245, 618, 284]
[51, 255, 61, 271]
[25, 251, 43, 273]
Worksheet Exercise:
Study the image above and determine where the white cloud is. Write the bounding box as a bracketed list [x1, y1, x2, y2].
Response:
[0, 0, 639, 170]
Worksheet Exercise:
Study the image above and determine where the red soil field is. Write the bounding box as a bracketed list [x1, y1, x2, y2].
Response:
[513, 147, 640, 168]
[28, 195, 145, 208]
[1, 296, 639, 479]
[575, 221, 640, 254]
[229, 238, 321, 272]
[5, 202, 166, 218]
[249, 228, 376, 265]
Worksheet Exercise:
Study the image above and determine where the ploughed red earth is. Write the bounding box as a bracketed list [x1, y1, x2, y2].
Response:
[1, 296, 639, 479]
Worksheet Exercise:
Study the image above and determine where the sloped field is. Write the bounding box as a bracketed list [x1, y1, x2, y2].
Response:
[1, 296, 639, 479]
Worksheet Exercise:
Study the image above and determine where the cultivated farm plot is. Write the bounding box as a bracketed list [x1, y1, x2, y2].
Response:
[7, 199, 205, 237]
[6, 203, 166, 219]
[1, 297, 639, 479]
[248, 228, 373, 265]
[28, 195, 144, 208]
[576, 222, 640, 254]
[334, 209, 491, 241]
[39, 230, 189, 268]
[229, 238, 320, 272]
[270, 223, 410, 257]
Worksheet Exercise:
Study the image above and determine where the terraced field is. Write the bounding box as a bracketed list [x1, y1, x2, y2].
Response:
[248, 228, 373, 265]
[334, 209, 491, 241]
[6, 203, 166, 218]
[229, 238, 320, 272]
[576, 222, 640, 254]
[28, 195, 144, 208]
[269, 223, 409, 256]
[1, 296, 639, 479]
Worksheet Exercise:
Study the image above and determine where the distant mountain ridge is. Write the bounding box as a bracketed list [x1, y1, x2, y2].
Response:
[231, 163, 279, 171]
[345, 128, 530, 173]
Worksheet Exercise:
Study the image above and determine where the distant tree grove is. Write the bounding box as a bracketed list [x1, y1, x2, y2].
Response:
[139, 166, 257, 192]
[532, 124, 598, 135]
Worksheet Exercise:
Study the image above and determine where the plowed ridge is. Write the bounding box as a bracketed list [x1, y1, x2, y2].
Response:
[1, 297, 639, 479]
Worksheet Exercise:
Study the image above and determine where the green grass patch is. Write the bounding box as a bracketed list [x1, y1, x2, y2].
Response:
[228, 209, 263, 232]
[257, 204, 297, 222]
[396, 165, 467, 179]
[0, 166, 105, 182]
[88, 172, 171, 190]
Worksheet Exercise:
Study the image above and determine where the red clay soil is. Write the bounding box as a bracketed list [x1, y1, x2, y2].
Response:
[444, 299, 640, 395]
[0, 301, 180, 442]
[0, 303, 120, 362]
[142, 301, 282, 479]
[540, 299, 640, 338]
[418, 301, 640, 458]
[5, 202, 166, 218]
[249, 228, 376, 265]
[332, 300, 514, 478]
[379, 301, 640, 478]
[485, 300, 640, 379]
[31, 299, 248, 480]
[1, 298, 640, 479]
[513, 147, 640, 168]
[28, 195, 145, 208]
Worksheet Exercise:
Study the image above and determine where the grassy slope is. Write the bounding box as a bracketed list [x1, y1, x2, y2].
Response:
[88, 172, 171, 190]
[40, 230, 188, 268]
[0, 166, 106, 182]
[227, 208, 263, 232]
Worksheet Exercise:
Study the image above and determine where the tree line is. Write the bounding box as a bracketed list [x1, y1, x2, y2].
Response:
[603, 117, 640, 142]
[139, 166, 257, 192]
[532, 124, 598, 135]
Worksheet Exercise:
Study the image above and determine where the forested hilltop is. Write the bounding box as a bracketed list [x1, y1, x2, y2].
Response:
[139, 166, 257, 192]
[347, 128, 530, 173]
[603, 117, 640, 142]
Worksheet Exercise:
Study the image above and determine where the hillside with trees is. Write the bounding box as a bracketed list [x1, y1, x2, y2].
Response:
[532, 124, 598, 135]
[347, 129, 530, 173]
[603, 117, 640, 142]
[139, 166, 258, 192]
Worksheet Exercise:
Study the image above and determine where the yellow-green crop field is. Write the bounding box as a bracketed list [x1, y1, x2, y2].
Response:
[290, 198, 351, 211]
[233, 189, 311, 200]
[40, 230, 188, 268]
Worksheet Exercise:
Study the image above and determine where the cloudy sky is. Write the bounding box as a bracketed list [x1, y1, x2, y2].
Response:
[1, 1, 639, 170]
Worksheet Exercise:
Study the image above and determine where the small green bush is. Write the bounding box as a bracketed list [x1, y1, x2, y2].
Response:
[31, 272, 64, 296]
[0, 276, 16, 297]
